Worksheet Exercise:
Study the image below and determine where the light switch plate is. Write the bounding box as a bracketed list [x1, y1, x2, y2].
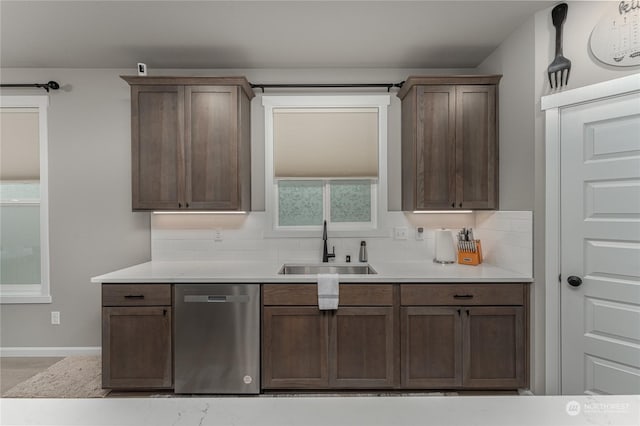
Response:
[394, 227, 409, 240]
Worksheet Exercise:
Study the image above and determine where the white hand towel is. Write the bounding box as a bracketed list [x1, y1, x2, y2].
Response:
[317, 273, 339, 310]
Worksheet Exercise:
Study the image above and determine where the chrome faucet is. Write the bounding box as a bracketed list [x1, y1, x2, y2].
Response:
[322, 220, 335, 263]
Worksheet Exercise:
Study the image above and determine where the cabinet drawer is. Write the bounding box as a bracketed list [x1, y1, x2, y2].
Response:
[102, 284, 172, 306]
[400, 284, 523, 306]
[263, 284, 394, 306]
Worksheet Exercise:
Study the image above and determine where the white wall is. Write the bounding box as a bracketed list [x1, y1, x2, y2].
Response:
[0, 69, 151, 348]
[477, 17, 535, 211]
[535, 1, 640, 93]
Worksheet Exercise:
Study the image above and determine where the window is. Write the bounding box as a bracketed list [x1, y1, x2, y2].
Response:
[0, 95, 50, 304]
[277, 179, 376, 230]
[263, 95, 389, 235]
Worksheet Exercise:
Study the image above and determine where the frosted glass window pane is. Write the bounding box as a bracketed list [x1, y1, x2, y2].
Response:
[278, 181, 323, 226]
[330, 180, 371, 223]
[0, 205, 41, 285]
[0, 182, 41, 285]
[0, 182, 40, 202]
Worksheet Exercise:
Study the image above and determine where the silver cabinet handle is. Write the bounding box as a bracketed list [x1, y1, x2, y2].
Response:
[184, 295, 250, 303]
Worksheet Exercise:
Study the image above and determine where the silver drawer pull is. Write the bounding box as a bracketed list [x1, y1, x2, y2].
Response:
[453, 294, 474, 299]
[184, 295, 250, 303]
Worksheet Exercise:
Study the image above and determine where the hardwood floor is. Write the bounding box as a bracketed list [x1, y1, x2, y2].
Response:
[0, 357, 63, 394]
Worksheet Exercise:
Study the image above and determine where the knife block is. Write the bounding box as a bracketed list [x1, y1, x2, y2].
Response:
[457, 240, 483, 266]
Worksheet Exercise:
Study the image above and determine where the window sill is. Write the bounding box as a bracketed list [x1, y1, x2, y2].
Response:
[1, 294, 52, 304]
[264, 228, 390, 239]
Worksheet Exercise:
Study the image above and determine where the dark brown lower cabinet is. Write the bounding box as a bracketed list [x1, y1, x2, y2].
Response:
[330, 307, 396, 388]
[101, 283, 173, 390]
[402, 306, 525, 389]
[401, 307, 462, 388]
[463, 306, 525, 388]
[102, 306, 172, 389]
[400, 283, 528, 390]
[262, 307, 329, 389]
[261, 284, 397, 390]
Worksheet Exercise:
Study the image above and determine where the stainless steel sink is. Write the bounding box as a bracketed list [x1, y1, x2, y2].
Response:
[278, 264, 377, 275]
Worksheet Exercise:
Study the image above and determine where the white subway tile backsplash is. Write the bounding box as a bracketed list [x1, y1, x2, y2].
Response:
[150, 211, 532, 278]
[475, 211, 532, 276]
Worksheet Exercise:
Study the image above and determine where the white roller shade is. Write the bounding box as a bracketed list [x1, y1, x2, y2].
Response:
[273, 107, 378, 178]
[0, 108, 40, 180]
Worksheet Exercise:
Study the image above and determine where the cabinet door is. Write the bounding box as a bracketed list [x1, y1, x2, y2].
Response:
[414, 85, 457, 210]
[455, 85, 497, 209]
[330, 307, 396, 388]
[131, 85, 184, 210]
[401, 307, 462, 388]
[102, 306, 172, 389]
[262, 307, 329, 389]
[463, 306, 525, 388]
[185, 86, 239, 210]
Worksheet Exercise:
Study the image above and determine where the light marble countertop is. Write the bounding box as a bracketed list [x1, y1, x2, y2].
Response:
[3, 395, 639, 426]
[91, 260, 532, 284]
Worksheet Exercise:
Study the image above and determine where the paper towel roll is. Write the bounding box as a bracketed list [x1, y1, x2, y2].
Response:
[434, 229, 456, 264]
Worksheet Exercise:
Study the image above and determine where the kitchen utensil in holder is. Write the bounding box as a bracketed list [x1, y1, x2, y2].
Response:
[458, 240, 483, 266]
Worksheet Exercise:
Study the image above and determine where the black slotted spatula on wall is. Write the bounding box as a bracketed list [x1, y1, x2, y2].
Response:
[547, 3, 571, 88]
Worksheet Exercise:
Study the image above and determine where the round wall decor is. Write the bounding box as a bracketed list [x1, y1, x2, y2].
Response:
[590, 1, 640, 67]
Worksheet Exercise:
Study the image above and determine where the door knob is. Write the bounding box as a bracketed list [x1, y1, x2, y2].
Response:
[567, 276, 583, 287]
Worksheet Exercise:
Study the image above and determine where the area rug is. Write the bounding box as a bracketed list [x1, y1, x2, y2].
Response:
[2, 356, 109, 398]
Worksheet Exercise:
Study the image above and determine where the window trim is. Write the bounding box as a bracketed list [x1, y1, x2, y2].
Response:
[263, 95, 389, 237]
[0, 95, 51, 304]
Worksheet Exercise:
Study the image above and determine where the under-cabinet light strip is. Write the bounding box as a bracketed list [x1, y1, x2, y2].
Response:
[152, 211, 247, 215]
[412, 210, 473, 214]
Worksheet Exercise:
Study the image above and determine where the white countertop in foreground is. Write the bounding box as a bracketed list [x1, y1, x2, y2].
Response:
[91, 260, 532, 284]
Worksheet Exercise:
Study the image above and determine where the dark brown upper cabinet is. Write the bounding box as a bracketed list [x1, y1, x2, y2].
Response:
[398, 75, 501, 211]
[122, 76, 254, 211]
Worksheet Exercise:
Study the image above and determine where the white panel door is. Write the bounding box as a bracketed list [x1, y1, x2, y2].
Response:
[560, 92, 640, 395]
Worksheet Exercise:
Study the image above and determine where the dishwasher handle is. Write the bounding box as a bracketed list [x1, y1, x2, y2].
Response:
[183, 295, 250, 303]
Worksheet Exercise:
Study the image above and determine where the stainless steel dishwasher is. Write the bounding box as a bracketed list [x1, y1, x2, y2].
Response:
[174, 284, 260, 394]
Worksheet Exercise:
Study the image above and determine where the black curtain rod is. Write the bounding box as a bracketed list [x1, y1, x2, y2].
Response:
[249, 82, 404, 93]
[0, 81, 60, 92]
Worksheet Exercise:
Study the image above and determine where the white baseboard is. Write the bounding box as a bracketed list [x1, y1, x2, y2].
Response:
[0, 347, 101, 357]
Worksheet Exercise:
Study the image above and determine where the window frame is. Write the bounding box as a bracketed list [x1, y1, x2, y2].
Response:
[0, 95, 51, 304]
[263, 95, 389, 237]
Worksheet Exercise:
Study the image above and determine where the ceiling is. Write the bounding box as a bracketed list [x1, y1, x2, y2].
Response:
[0, 1, 553, 69]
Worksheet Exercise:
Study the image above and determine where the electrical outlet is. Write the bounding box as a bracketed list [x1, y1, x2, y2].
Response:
[214, 228, 223, 242]
[415, 227, 425, 241]
[394, 226, 409, 240]
[51, 311, 60, 325]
